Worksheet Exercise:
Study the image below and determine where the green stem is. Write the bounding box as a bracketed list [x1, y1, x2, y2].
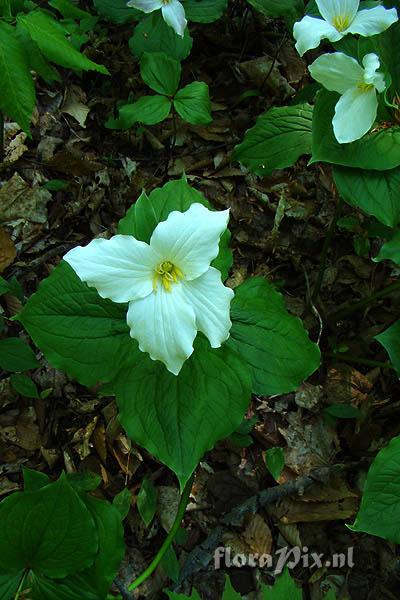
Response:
[329, 281, 400, 323]
[325, 352, 395, 370]
[128, 475, 194, 592]
[312, 197, 343, 301]
[14, 570, 28, 600]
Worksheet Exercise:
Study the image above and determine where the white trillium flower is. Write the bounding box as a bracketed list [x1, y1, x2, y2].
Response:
[309, 52, 386, 144]
[294, 0, 398, 56]
[64, 203, 233, 376]
[127, 0, 187, 37]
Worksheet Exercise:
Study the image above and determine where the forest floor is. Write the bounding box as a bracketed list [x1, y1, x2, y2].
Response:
[1, 3, 400, 600]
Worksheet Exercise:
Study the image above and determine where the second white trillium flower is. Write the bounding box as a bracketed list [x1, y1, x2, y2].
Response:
[293, 0, 398, 56]
[127, 0, 187, 37]
[309, 52, 386, 144]
[64, 203, 233, 376]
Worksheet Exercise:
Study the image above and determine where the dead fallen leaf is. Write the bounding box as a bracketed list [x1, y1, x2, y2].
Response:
[0, 228, 16, 272]
[62, 85, 90, 128]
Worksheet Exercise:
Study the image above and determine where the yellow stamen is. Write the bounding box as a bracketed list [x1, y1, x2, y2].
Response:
[332, 15, 351, 32]
[357, 82, 374, 92]
[153, 261, 183, 292]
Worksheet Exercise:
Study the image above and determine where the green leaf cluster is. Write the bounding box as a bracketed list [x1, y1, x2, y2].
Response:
[107, 51, 212, 129]
[19, 177, 320, 489]
[0, 470, 125, 600]
[0, 1, 108, 132]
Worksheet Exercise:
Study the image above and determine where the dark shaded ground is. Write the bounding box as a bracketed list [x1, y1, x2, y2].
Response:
[1, 3, 400, 599]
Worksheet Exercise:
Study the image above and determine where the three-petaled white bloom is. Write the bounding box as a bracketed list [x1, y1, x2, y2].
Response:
[64, 203, 233, 375]
[309, 52, 386, 144]
[127, 0, 187, 37]
[294, 0, 398, 56]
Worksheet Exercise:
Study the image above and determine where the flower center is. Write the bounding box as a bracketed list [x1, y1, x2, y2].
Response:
[358, 82, 374, 92]
[162, 0, 171, 4]
[153, 261, 183, 292]
[332, 14, 351, 32]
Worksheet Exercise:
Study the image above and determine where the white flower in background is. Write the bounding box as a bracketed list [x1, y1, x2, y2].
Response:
[309, 52, 386, 143]
[64, 203, 233, 375]
[294, 0, 398, 56]
[127, 0, 187, 37]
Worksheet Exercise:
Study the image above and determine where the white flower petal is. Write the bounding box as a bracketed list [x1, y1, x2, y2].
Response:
[64, 235, 158, 303]
[126, 0, 163, 12]
[333, 86, 378, 144]
[347, 6, 398, 37]
[150, 203, 229, 281]
[309, 52, 364, 94]
[316, 0, 359, 24]
[363, 53, 386, 92]
[161, 0, 187, 37]
[127, 286, 196, 375]
[293, 16, 343, 56]
[181, 267, 234, 348]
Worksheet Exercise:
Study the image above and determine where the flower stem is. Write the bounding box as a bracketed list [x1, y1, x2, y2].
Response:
[312, 197, 343, 301]
[14, 570, 29, 600]
[329, 281, 400, 323]
[325, 352, 395, 371]
[128, 474, 194, 592]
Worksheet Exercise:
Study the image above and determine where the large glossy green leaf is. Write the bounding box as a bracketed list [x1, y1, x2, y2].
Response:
[233, 104, 313, 176]
[0, 475, 98, 578]
[109, 336, 251, 489]
[19, 261, 140, 386]
[0, 571, 23, 600]
[15, 23, 60, 84]
[183, 0, 228, 22]
[246, 0, 303, 21]
[129, 11, 193, 60]
[0, 338, 39, 372]
[374, 231, 400, 265]
[174, 81, 212, 125]
[311, 90, 400, 170]
[334, 166, 400, 228]
[110, 95, 172, 128]
[140, 51, 181, 96]
[228, 278, 320, 395]
[17, 11, 108, 74]
[350, 435, 400, 542]
[375, 320, 400, 376]
[93, 0, 142, 23]
[0, 21, 35, 132]
[118, 177, 232, 280]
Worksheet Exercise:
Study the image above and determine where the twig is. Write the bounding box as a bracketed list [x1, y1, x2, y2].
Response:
[177, 466, 338, 586]
[328, 281, 400, 323]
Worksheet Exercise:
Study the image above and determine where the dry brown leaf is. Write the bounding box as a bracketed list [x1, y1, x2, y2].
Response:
[92, 422, 107, 464]
[223, 514, 273, 556]
[157, 486, 180, 532]
[0, 228, 16, 272]
[271, 497, 358, 524]
[62, 86, 90, 128]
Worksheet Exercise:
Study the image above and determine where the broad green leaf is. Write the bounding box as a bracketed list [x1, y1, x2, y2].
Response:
[311, 90, 400, 170]
[66, 472, 102, 492]
[233, 104, 313, 176]
[15, 23, 60, 84]
[109, 95, 172, 128]
[137, 476, 157, 527]
[23, 466, 50, 491]
[324, 403, 360, 419]
[160, 545, 180, 583]
[265, 447, 285, 481]
[19, 261, 140, 386]
[174, 81, 212, 125]
[49, 0, 91, 19]
[140, 51, 181, 96]
[65, 495, 125, 599]
[246, 0, 303, 21]
[10, 373, 39, 398]
[0, 275, 23, 299]
[261, 568, 302, 599]
[118, 177, 233, 280]
[376, 21, 400, 96]
[167, 589, 202, 600]
[29, 573, 92, 600]
[93, 0, 142, 23]
[0, 21, 35, 132]
[129, 11, 193, 60]
[0, 475, 98, 578]
[109, 336, 251, 489]
[228, 278, 320, 395]
[223, 575, 242, 600]
[0, 571, 24, 600]
[0, 338, 39, 372]
[183, 0, 227, 22]
[17, 11, 108, 74]
[374, 231, 400, 265]
[375, 320, 400, 376]
[350, 434, 400, 542]
[334, 165, 400, 228]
